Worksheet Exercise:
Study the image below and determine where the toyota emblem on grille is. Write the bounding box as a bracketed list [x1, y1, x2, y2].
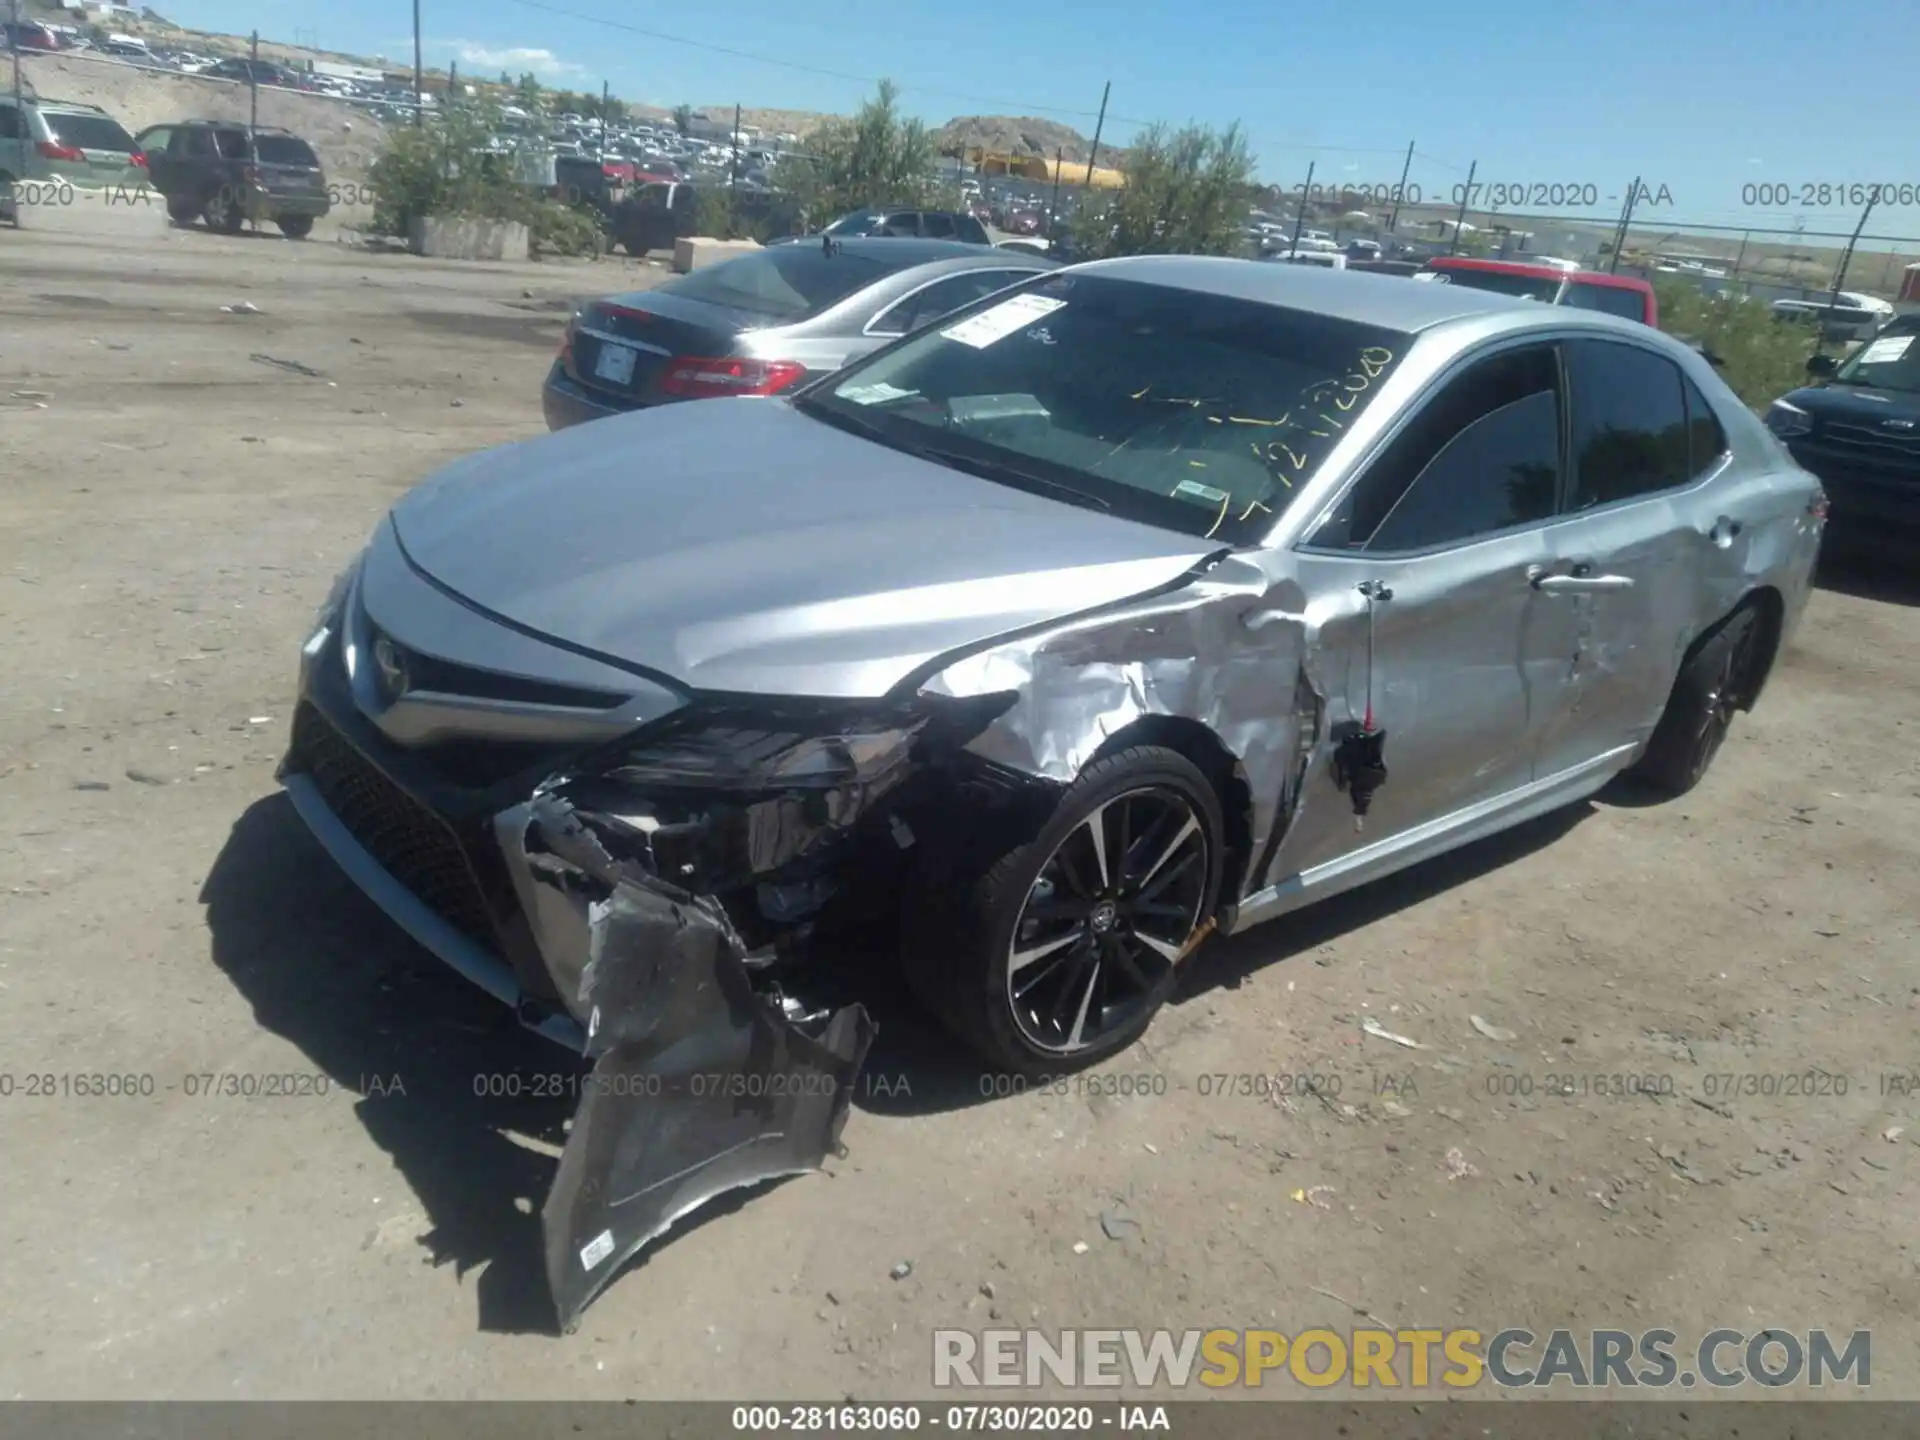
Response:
[1881, 418, 1915, 431]
[372, 634, 409, 699]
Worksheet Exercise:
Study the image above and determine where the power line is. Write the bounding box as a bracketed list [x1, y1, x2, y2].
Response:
[492, 0, 1453, 162]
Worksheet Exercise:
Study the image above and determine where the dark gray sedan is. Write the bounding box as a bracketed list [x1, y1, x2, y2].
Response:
[542, 238, 1054, 429]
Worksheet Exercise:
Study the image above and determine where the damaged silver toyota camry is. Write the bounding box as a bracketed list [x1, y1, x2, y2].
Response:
[279, 257, 1824, 1326]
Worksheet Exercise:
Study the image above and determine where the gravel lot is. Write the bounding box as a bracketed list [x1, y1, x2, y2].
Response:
[2, 199, 1917, 1406]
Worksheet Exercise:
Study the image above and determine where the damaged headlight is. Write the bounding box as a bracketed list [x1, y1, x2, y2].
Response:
[1764, 399, 1812, 439]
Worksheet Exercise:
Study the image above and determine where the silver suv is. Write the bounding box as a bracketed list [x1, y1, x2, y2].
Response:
[0, 95, 147, 197]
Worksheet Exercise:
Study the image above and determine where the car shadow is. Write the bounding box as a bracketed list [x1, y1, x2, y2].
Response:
[1174, 801, 1594, 1003]
[1814, 540, 1920, 606]
[202, 793, 761, 1335]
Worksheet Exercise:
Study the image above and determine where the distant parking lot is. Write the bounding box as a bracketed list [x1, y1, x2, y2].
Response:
[1, 205, 1916, 1402]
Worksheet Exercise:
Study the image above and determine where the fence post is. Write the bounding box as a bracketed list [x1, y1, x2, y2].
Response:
[1386, 140, 1413, 234]
[411, 0, 422, 125]
[1447, 160, 1475, 255]
[1824, 186, 1883, 333]
[1288, 161, 1313, 255]
[729, 102, 740, 237]
[1607, 176, 1640, 272]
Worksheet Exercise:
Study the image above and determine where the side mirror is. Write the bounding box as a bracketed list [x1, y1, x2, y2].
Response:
[1806, 353, 1838, 379]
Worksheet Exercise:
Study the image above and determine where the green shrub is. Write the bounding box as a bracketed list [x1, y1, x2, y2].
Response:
[525, 199, 605, 257]
[1654, 278, 1818, 411]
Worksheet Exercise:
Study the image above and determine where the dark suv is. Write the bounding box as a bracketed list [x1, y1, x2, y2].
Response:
[810, 208, 993, 244]
[1766, 313, 1920, 555]
[133, 121, 330, 236]
[201, 57, 305, 89]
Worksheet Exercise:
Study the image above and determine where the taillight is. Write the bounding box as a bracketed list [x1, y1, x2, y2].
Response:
[558, 312, 579, 365]
[36, 140, 85, 162]
[1807, 491, 1830, 522]
[130, 151, 148, 168]
[659, 357, 807, 398]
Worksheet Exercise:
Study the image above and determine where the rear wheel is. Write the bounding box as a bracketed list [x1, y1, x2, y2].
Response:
[165, 195, 198, 224]
[902, 746, 1224, 1074]
[1629, 604, 1761, 797]
[204, 188, 244, 233]
[276, 214, 314, 239]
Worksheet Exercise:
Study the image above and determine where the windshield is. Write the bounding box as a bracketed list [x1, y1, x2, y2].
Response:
[44, 113, 136, 152]
[660, 246, 888, 319]
[1832, 325, 1920, 394]
[796, 272, 1410, 544]
[1426, 267, 1562, 302]
[1560, 280, 1646, 321]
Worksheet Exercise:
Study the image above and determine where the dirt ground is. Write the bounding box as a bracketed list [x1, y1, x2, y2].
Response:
[1, 197, 1916, 1408]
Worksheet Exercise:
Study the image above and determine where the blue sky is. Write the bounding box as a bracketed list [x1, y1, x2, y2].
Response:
[186, 0, 1918, 241]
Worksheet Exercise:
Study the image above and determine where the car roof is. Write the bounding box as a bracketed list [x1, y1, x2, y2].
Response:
[815, 237, 1002, 264]
[1072, 254, 1551, 331]
[1427, 255, 1651, 291]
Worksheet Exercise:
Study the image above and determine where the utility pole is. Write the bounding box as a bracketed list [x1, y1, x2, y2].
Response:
[1386, 139, 1414, 234]
[1447, 160, 1475, 255]
[1288, 161, 1313, 255]
[1608, 175, 1641, 273]
[247, 30, 259, 145]
[6, 0, 19, 224]
[1048, 146, 1063, 241]
[411, 0, 423, 125]
[729, 101, 741, 236]
[1731, 229, 1750, 280]
[1083, 81, 1109, 187]
[1825, 185, 1882, 321]
[600, 79, 609, 162]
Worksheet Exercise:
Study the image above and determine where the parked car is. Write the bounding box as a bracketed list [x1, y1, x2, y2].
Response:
[543, 239, 1054, 429]
[606, 179, 698, 256]
[1347, 259, 1424, 278]
[0, 96, 147, 192]
[1266, 249, 1347, 268]
[1769, 297, 1881, 345]
[292, 257, 1820, 1120]
[1766, 312, 1920, 553]
[134, 121, 330, 236]
[201, 57, 303, 89]
[1420, 256, 1658, 325]
[1, 19, 61, 50]
[776, 208, 993, 245]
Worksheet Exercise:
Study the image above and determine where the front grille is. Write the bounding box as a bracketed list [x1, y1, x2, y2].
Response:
[290, 704, 500, 949]
[1822, 422, 1920, 461]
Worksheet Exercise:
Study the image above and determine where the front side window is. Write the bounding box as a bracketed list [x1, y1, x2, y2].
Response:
[1308, 345, 1563, 552]
[1564, 339, 1691, 508]
[799, 272, 1410, 545]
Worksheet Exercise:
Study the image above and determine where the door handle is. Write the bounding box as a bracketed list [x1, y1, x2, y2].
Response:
[1529, 568, 1634, 593]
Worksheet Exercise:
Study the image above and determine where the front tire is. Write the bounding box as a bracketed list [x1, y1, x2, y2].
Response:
[1629, 604, 1761, 797]
[204, 188, 244, 233]
[902, 746, 1224, 1074]
[276, 214, 313, 239]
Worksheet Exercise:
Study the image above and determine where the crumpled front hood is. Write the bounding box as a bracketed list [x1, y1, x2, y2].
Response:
[390, 398, 1218, 697]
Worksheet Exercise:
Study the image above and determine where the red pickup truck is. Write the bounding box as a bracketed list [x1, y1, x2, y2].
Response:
[1418, 256, 1658, 326]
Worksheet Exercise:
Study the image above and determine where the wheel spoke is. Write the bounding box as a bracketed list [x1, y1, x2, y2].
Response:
[1135, 813, 1199, 892]
[1131, 900, 1191, 922]
[1081, 804, 1112, 890]
[1023, 896, 1094, 924]
[1064, 960, 1101, 1051]
[1107, 936, 1153, 991]
[1011, 928, 1083, 975]
[1132, 931, 1185, 964]
[1012, 943, 1082, 1004]
[1136, 848, 1200, 905]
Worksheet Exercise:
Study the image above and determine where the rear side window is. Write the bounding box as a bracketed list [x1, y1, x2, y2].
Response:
[0, 107, 18, 141]
[955, 214, 990, 244]
[254, 135, 318, 166]
[1565, 339, 1692, 508]
[1311, 345, 1563, 552]
[213, 129, 250, 159]
[1683, 376, 1729, 478]
[920, 212, 955, 238]
[662, 246, 887, 319]
[1562, 281, 1648, 322]
[43, 113, 137, 152]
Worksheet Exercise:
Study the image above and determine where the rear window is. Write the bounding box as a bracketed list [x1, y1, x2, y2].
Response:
[661, 247, 889, 320]
[42, 112, 136, 153]
[1426, 266, 1561, 301]
[253, 134, 318, 166]
[1562, 281, 1648, 322]
[823, 211, 883, 235]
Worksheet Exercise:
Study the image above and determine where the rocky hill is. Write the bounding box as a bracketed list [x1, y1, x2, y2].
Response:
[933, 115, 1112, 163]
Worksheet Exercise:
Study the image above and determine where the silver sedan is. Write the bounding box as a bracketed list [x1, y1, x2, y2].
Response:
[286, 257, 1823, 1325]
[542, 237, 1055, 428]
